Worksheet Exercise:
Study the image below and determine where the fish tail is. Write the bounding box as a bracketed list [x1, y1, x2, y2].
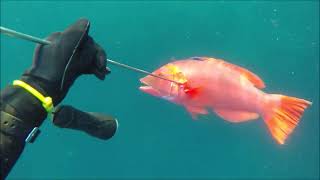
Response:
[262, 94, 311, 144]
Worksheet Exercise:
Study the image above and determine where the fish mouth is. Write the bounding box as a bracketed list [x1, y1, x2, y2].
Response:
[139, 77, 151, 88]
[139, 77, 162, 96]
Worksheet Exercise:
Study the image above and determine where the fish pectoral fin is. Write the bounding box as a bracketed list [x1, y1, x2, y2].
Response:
[184, 86, 202, 98]
[213, 108, 259, 123]
[185, 106, 208, 120]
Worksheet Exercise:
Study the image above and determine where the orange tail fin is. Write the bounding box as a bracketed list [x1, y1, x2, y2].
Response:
[263, 94, 311, 144]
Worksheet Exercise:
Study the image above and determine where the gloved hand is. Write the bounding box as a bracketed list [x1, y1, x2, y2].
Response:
[21, 18, 110, 105]
[0, 19, 115, 179]
[52, 105, 118, 140]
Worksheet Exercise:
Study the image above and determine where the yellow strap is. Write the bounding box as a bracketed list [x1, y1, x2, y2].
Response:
[13, 80, 54, 113]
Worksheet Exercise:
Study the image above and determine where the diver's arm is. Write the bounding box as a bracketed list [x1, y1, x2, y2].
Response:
[0, 83, 47, 179]
[0, 19, 109, 179]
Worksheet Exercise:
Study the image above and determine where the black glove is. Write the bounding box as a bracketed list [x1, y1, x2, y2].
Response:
[52, 105, 118, 140]
[21, 18, 110, 105]
[0, 19, 114, 179]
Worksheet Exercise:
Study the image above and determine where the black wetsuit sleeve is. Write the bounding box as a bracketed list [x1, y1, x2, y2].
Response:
[0, 85, 47, 179]
[0, 19, 109, 179]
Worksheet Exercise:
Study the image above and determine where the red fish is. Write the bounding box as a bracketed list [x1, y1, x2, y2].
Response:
[140, 57, 311, 144]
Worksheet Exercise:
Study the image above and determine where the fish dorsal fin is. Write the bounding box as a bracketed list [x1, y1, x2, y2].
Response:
[189, 57, 265, 89]
[190, 57, 204, 61]
[214, 108, 259, 123]
[216, 59, 265, 89]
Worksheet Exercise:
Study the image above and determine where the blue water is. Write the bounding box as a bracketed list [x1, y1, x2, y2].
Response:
[1, 1, 319, 179]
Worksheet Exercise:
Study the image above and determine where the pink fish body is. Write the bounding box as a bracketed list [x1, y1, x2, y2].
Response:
[140, 57, 311, 144]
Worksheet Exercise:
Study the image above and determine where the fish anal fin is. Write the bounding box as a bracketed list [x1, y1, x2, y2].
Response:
[185, 106, 208, 120]
[214, 108, 259, 123]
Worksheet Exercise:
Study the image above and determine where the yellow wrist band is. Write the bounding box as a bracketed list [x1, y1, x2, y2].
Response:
[13, 80, 54, 113]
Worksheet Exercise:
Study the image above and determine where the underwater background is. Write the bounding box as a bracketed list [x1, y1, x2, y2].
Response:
[1, 1, 319, 179]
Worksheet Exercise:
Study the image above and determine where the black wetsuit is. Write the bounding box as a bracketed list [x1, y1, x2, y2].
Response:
[0, 19, 109, 179]
[1, 80, 48, 179]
